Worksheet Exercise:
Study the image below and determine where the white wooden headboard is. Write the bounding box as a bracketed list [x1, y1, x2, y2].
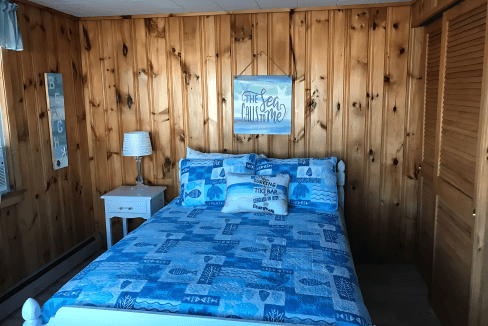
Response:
[337, 160, 345, 210]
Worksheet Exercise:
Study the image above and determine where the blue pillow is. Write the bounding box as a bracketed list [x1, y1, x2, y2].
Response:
[175, 154, 257, 207]
[186, 147, 267, 159]
[222, 173, 290, 215]
[255, 157, 338, 211]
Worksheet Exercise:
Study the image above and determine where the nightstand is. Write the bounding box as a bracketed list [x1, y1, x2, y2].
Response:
[101, 186, 166, 249]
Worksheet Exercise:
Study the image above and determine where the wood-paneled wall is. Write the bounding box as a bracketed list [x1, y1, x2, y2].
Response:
[79, 5, 424, 263]
[0, 3, 94, 294]
[411, 0, 459, 27]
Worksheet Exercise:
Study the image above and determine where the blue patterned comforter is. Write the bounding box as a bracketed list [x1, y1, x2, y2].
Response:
[41, 202, 371, 326]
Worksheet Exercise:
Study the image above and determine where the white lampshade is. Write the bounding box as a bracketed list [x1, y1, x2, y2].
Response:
[123, 131, 153, 157]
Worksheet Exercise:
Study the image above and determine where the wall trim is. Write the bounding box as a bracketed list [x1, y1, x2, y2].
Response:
[11, 0, 79, 20]
[79, 1, 415, 21]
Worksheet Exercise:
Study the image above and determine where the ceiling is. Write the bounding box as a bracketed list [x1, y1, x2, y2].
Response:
[28, 0, 407, 17]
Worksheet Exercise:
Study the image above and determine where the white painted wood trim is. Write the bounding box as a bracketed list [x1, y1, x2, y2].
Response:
[24, 301, 378, 326]
[22, 298, 42, 326]
[29, 303, 296, 326]
[337, 160, 345, 210]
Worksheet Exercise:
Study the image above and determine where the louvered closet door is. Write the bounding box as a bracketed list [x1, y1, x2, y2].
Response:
[430, 1, 487, 325]
[418, 19, 442, 286]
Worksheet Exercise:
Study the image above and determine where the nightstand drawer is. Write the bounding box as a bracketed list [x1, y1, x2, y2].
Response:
[105, 200, 147, 214]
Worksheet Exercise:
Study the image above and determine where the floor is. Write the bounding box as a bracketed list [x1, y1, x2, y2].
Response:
[1, 255, 443, 326]
[355, 264, 444, 326]
[0, 252, 101, 326]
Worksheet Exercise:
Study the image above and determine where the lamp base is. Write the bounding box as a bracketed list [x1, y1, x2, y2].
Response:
[130, 181, 148, 190]
[130, 157, 148, 190]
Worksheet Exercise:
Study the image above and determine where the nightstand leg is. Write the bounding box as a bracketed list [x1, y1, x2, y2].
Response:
[123, 218, 128, 237]
[106, 215, 112, 249]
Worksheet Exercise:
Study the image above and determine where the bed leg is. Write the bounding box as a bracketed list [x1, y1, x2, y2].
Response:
[22, 298, 42, 326]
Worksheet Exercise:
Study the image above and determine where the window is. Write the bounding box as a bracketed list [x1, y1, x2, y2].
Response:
[0, 108, 10, 195]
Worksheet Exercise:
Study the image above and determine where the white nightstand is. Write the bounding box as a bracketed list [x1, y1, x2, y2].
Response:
[101, 186, 166, 249]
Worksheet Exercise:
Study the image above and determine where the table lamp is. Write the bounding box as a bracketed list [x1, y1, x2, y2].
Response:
[123, 131, 153, 189]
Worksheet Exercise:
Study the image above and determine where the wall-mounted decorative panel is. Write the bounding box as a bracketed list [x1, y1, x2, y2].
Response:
[79, 5, 422, 263]
[44, 73, 69, 170]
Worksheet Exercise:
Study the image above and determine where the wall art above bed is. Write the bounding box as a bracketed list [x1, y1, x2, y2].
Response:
[233, 75, 292, 135]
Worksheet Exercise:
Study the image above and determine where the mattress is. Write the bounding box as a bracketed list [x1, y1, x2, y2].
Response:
[41, 202, 372, 326]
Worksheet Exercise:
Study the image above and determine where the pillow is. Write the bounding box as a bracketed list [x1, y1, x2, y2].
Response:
[186, 147, 267, 159]
[175, 154, 257, 207]
[222, 173, 290, 215]
[255, 157, 338, 211]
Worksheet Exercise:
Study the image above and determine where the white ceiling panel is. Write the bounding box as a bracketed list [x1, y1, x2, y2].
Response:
[297, 0, 337, 6]
[28, 0, 406, 17]
[255, 0, 298, 9]
[213, 0, 261, 11]
[173, 0, 224, 12]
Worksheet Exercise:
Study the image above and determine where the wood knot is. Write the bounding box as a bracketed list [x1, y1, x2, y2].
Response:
[393, 158, 398, 165]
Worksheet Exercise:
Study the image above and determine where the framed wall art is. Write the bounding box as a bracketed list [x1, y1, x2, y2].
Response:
[233, 75, 292, 135]
[44, 73, 68, 170]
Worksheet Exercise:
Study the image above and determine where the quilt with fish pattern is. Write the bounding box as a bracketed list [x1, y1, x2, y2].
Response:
[41, 202, 372, 326]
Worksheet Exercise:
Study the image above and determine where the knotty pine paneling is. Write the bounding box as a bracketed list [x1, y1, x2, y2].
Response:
[0, 3, 94, 294]
[79, 5, 423, 263]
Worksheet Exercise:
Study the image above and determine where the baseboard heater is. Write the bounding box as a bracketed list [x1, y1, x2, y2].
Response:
[0, 232, 103, 321]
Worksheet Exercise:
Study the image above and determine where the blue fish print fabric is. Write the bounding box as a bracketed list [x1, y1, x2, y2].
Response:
[175, 154, 256, 207]
[41, 201, 371, 326]
[222, 173, 290, 215]
[256, 157, 339, 212]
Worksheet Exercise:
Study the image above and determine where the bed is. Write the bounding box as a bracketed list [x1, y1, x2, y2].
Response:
[22, 161, 372, 326]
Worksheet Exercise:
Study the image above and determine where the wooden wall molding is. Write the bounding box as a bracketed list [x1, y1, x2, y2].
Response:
[411, 0, 459, 27]
[11, 0, 79, 20]
[78, 1, 414, 21]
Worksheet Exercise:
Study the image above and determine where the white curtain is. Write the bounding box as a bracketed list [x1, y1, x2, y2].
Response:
[0, 0, 22, 51]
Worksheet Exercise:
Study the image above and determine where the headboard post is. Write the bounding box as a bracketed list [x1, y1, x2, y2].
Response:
[337, 160, 345, 210]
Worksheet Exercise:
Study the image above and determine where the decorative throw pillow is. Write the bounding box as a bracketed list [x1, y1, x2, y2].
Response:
[222, 173, 290, 215]
[186, 147, 267, 159]
[174, 154, 257, 207]
[255, 157, 338, 212]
